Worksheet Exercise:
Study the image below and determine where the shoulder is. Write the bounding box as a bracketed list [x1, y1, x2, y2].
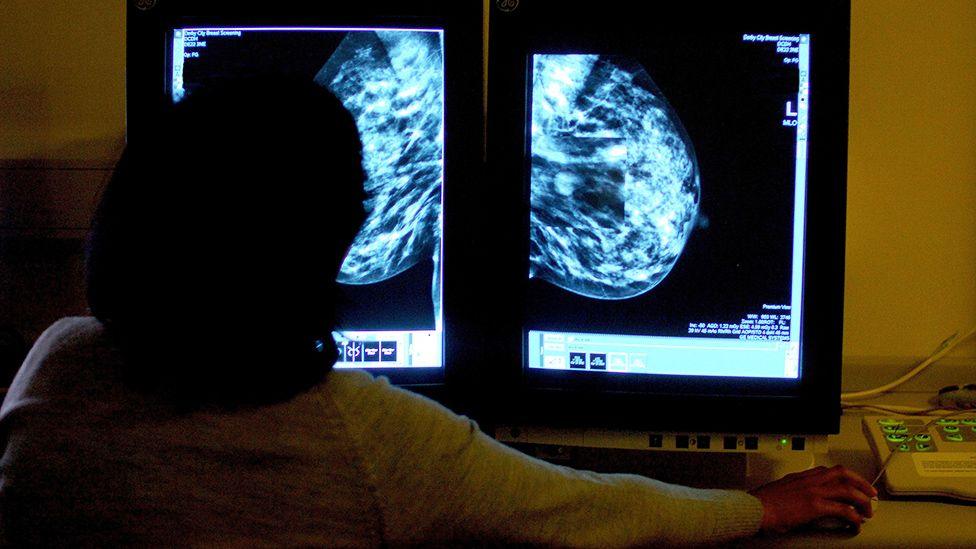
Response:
[24, 317, 111, 372]
[323, 369, 432, 418]
[1, 317, 114, 414]
[325, 369, 462, 417]
[322, 369, 478, 443]
[31, 317, 107, 354]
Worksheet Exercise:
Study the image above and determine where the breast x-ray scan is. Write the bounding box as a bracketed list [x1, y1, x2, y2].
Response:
[530, 54, 700, 301]
[526, 34, 812, 379]
[172, 27, 445, 368]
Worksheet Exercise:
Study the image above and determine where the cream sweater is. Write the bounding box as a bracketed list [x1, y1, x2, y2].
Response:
[0, 317, 762, 546]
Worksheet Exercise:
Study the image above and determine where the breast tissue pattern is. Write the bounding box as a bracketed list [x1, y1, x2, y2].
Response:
[530, 54, 700, 300]
[316, 30, 444, 307]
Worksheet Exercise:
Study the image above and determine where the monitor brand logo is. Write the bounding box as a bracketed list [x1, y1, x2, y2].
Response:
[134, 0, 158, 11]
[497, 0, 520, 13]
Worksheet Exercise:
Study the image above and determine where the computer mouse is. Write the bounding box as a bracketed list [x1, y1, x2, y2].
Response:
[808, 498, 877, 533]
[809, 516, 858, 532]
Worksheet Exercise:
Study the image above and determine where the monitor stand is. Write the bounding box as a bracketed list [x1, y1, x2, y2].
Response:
[495, 425, 827, 488]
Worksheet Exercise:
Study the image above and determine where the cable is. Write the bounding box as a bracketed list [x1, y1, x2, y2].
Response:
[841, 324, 976, 401]
[840, 403, 950, 415]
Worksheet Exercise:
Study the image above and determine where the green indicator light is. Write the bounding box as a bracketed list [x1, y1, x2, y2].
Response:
[780, 437, 789, 446]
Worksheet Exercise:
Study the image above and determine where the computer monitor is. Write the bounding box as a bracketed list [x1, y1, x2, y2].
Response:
[484, 0, 850, 434]
[126, 0, 481, 386]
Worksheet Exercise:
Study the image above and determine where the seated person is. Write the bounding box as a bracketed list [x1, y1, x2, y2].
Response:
[0, 80, 875, 546]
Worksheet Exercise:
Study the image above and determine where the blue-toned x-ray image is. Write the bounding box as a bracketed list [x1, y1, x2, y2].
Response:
[530, 54, 700, 300]
[315, 30, 444, 303]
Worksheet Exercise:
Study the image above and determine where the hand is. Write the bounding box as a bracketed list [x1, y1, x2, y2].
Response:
[748, 465, 878, 534]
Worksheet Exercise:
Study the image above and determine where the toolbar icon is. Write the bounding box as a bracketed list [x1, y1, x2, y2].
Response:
[344, 342, 363, 362]
[608, 352, 628, 371]
[587, 353, 607, 370]
[379, 341, 398, 363]
[363, 341, 380, 362]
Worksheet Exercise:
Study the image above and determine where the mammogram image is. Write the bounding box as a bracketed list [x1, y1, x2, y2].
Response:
[529, 54, 700, 300]
[316, 30, 444, 309]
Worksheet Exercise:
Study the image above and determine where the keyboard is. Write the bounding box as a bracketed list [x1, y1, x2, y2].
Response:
[863, 414, 976, 501]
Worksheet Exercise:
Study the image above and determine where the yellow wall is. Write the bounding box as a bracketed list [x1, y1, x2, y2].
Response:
[846, 0, 976, 362]
[0, 0, 124, 164]
[1, 1, 973, 362]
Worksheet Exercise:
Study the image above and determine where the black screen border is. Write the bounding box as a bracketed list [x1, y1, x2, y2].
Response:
[126, 0, 484, 392]
[481, 0, 849, 434]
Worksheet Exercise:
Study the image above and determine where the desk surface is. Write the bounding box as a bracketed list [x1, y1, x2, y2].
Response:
[757, 395, 976, 548]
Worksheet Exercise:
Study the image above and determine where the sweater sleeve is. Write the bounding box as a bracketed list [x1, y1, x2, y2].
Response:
[328, 371, 763, 547]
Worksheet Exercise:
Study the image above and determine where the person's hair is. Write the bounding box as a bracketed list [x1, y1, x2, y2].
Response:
[86, 78, 366, 407]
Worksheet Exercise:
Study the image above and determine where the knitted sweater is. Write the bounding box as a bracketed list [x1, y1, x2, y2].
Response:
[0, 317, 762, 546]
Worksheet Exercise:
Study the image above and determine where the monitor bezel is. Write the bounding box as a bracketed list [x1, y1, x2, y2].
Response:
[126, 0, 483, 389]
[483, 0, 849, 434]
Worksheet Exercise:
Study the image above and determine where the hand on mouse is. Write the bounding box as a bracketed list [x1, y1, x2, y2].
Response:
[748, 465, 878, 534]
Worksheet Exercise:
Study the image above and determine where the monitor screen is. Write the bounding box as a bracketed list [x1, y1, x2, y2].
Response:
[169, 27, 445, 370]
[484, 0, 849, 433]
[525, 35, 810, 380]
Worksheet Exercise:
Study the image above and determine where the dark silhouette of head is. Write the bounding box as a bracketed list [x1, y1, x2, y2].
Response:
[86, 78, 366, 407]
